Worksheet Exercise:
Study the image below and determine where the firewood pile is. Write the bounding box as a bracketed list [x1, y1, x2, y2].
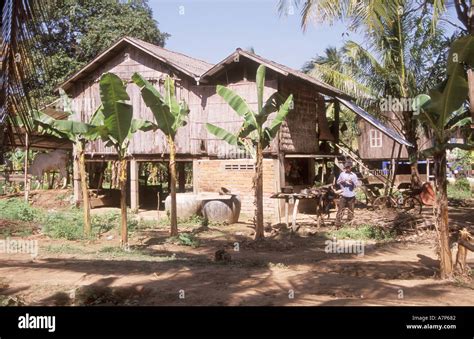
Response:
[350, 208, 435, 235]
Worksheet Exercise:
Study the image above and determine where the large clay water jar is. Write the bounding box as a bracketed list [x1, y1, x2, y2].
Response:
[201, 195, 241, 224]
[164, 193, 201, 219]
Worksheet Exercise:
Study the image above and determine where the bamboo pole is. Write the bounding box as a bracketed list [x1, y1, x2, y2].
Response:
[24, 132, 29, 202]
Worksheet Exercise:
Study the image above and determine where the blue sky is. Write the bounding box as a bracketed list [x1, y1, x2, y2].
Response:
[149, 0, 457, 70]
[149, 0, 363, 70]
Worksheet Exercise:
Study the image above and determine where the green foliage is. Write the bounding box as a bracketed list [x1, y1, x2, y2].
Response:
[447, 183, 472, 200]
[329, 224, 395, 241]
[455, 178, 471, 191]
[158, 214, 211, 228]
[41, 210, 84, 240]
[91, 212, 119, 234]
[95, 73, 154, 156]
[415, 36, 474, 157]
[131, 73, 189, 138]
[0, 199, 38, 222]
[167, 233, 200, 248]
[0, 198, 151, 240]
[450, 149, 473, 174]
[206, 65, 293, 154]
[34, 0, 169, 103]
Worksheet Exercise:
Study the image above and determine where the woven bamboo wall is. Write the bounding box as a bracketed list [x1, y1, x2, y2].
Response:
[69, 46, 282, 158]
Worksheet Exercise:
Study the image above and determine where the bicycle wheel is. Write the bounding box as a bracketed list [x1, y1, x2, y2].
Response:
[373, 196, 389, 210]
[403, 197, 422, 214]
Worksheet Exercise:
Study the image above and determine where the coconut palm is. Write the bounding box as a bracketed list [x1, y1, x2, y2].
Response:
[300, 1, 449, 185]
[1, 0, 53, 160]
[281, 0, 474, 143]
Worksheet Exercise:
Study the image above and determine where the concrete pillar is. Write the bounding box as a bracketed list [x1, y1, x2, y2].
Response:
[130, 159, 139, 211]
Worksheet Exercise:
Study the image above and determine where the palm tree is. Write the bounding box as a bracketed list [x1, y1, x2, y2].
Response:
[280, 0, 474, 126]
[300, 1, 448, 185]
[206, 65, 293, 240]
[1, 0, 53, 160]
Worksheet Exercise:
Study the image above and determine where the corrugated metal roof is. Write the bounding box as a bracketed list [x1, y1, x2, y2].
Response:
[337, 97, 413, 147]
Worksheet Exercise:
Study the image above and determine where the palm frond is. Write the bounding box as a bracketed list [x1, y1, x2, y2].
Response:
[1, 0, 53, 147]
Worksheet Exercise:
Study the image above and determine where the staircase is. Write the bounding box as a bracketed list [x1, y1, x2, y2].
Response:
[331, 141, 393, 203]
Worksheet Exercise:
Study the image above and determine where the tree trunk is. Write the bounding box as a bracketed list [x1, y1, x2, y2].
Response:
[253, 141, 264, 240]
[77, 142, 91, 236]
[24, 133, 29, 202]
[403, 110, 422, 187]
[468, 69, 474, 127]
[168, 136, 178, 236]
[119, 158, 128, 247]
[434, 151, 453, 279]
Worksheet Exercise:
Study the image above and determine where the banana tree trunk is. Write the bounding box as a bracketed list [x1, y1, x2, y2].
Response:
[119, 158, 128, 247]
[168, 136, 178, 236]
[77, 141, 91, 236]
[433, 151, 453, 279]
[254, 141, 264, 240]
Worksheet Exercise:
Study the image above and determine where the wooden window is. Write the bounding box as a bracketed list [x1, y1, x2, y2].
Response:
[369, 129, 382, 148]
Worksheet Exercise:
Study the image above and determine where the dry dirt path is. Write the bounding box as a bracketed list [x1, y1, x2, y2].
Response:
[0, 225, 472, 306]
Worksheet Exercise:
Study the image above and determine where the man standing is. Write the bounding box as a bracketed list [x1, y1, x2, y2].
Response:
[335, 161, 359, 228]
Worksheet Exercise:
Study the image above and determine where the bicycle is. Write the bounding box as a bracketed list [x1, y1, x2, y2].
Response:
[372, 187, 423, 215]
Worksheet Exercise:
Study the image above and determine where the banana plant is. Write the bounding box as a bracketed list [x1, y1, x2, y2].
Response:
[132, 73, 190, 236]
[92, 72, 156, 247]
[206, 65, 293, 240]
[32, 91, 100, 237]
[414, 35, 474, 279]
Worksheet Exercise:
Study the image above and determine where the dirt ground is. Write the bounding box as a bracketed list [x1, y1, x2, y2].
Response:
[0, 190, 473, 306]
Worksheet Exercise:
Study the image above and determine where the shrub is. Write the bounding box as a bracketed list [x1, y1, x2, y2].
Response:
[329, 224, 395, 241]
[167, 233, 200, 248]
[0, 198, 40, 222]
[41, 210, 83, 240]
[158, 214, 211, 228]
[91, 212, 119, 235]
[454, 177, 470, 192]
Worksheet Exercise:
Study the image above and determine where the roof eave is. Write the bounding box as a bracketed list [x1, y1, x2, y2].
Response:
[56, 37, 203, 92]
